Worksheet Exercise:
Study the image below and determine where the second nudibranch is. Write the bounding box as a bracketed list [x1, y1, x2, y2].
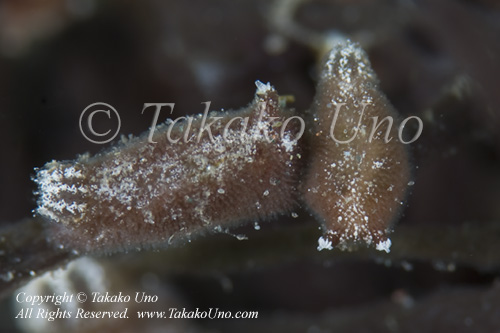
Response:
[302, 40, 411, 253]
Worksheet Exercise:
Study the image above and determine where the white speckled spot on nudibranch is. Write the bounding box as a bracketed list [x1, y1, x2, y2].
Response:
[303, 40, 410, 252]
[34, 82, 303, 254]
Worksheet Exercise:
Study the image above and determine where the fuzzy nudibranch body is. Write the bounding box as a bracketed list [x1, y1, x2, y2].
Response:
[34, 83, 303, 253]
[303, 40, 410, 252]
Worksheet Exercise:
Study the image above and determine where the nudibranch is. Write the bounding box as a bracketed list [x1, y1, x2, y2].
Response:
[302, 40, 410, 252]
[34, 42, 411, 255]
[34, 82, 303, 254]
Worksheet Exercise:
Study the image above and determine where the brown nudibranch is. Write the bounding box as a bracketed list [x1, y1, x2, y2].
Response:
[302, 40, 410, 252]
[34, 82, 303, 254]
[34, 41, 412, 255]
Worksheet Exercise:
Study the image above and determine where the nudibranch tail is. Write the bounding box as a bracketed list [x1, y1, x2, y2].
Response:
[303, 40, 410, 252]
[34, 82, 303, 254]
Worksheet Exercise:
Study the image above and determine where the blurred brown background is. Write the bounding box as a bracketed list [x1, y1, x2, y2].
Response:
[1, 0, 500, 332]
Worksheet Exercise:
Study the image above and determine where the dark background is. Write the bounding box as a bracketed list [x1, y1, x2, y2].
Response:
[1, 0, 500, 332]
